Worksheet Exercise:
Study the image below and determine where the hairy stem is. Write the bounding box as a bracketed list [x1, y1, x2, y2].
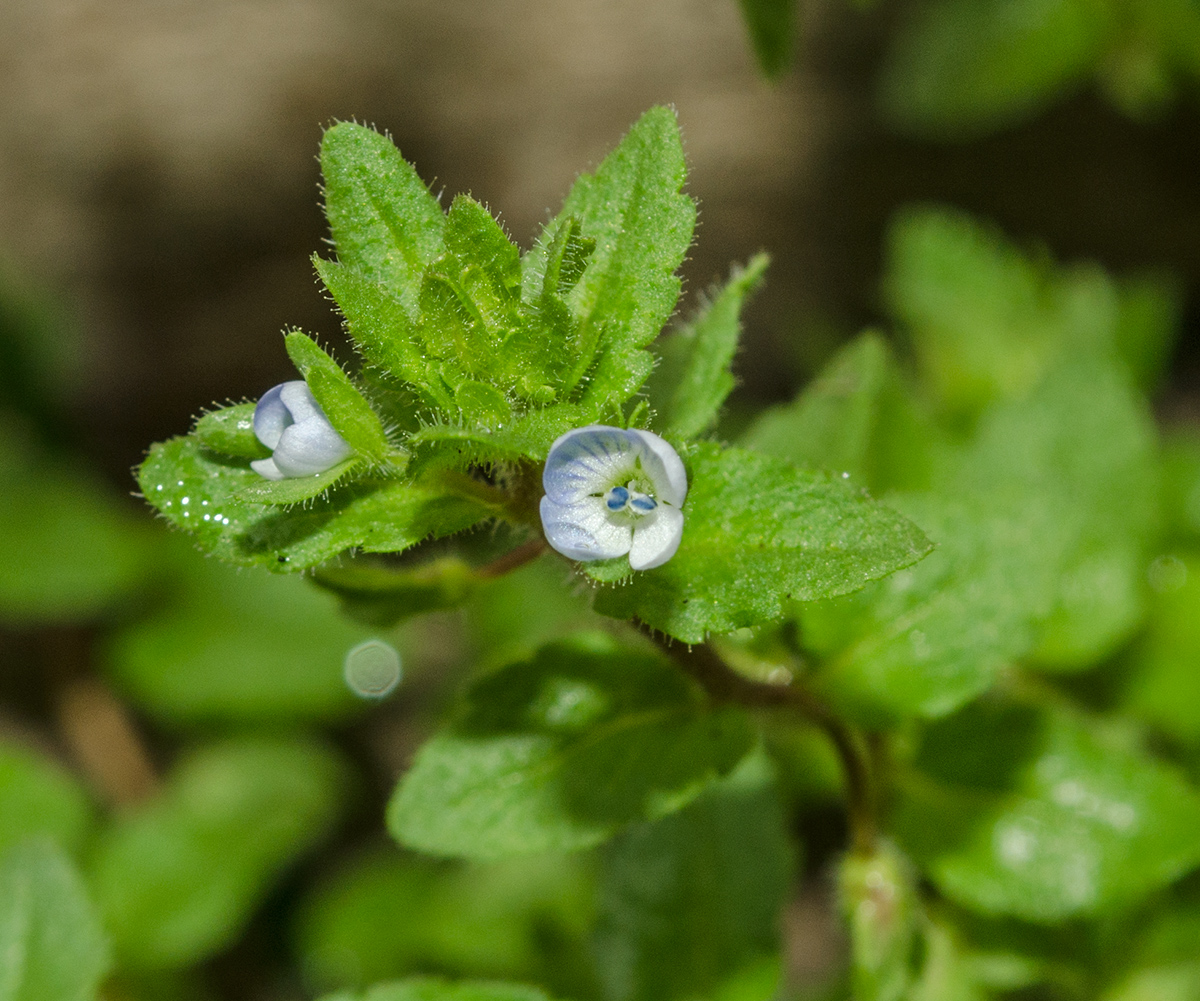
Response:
[476, 537, 549, 578]
[644, 628, 877, 854]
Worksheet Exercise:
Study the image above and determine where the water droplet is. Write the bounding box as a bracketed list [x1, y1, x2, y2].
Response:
[344, 639, 402, 699]
[1148, 554, 1187, 594]
[181, 496, 190, 505]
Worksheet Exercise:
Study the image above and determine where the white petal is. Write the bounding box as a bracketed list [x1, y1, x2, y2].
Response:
[279, 380, 325, 424]
[253, 382, 295, 450]
[540, 495, 632, 561]
[628, 504, 684, 570]
[271, 418, 353, 477]
[629, 429, 688, 507]
[542, 425, 639, 505]
[250, 456, 285, 480]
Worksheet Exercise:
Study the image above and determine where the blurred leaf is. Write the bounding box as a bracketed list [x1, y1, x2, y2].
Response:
[319, 979, 558, 1001]
[320, 122, 446, 317]
[957, 356, 1158, 669]
[467, 555, 606, 668]
[650, 254, 768, 441]
[593, 753, 792, 1001]
[105, 551, 374, 724]
[138, 435, 499, 571]
[742, 331, 938, 493]
[313, 556, 480, 627]
[88, 738, 350, 968]
[0, 744, 94, 858]
[388, 635, 754, 859]
[1121, 553, 1200, 745]
[894, 699, 1200, 922]
[839, 842, 919, 1001]
[808, 493, 1051, 722]
[295, 848, 595, 996]
[878, 0, 1114, 138]
[1161, 429, 1200, 543]
[192, 403, 268, 459]
[1112, 270, 1183, 391]
[883, 205, 1126, 418]
[592, 443, 932, 643]
[0, 839, 111, 1001]
[737, 0, 797, 78]
[285, 331, 395, 463]
[0, 422, 153, 623]
[1103, 963, 1200, 1001]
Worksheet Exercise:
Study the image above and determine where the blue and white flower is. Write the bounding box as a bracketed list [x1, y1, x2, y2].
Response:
[250, 380, 353, 480]
[539, 425, 688, 571]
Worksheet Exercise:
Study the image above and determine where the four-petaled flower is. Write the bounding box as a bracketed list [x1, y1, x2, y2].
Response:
[539, 425, 687, 571]
[250, 380, 353, 480]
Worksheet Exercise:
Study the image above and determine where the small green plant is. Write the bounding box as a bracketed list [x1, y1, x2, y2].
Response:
[4, 105, 1200, 1001]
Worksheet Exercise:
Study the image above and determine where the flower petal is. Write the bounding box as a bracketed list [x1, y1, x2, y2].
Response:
[271, 418, 353, 477]
[629, 428, 688, 507]
[628, 504, 684, 571]
[252, 382, 295, 450]
[249, 456, 285, 480]
[539, 495, 632, 561]
[542, 425, 639, 505]
[279, 380, 325, 424]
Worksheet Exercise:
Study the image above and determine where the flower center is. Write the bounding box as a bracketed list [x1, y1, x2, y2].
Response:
[603, 483, 658, 515]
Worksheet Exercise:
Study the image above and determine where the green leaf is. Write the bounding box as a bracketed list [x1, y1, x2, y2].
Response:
[192, 403, 269, 459]
[593, 753, 792, 1001]
[318, 979, 557, 1001]
[285, 331, 394, 462]
[878, 0, 1114, 138]
[0, 426, 153, 624]
[592, 443, 932, 643]
[0, 839, 111, 1001]
[320, 122, 445, 315]
[737, 0, 798, 78]
[240, 458, 362, 506]
[387, 635, 755, 860]
[295, 848, 595, 996]
[741, 331, 937, 493]
[312, 556, 480, 627]
[956, 356, 1158, 669]
[894, 699, 1200, 922]
[547, 106, 696, 409]
[1160, 429, 1200, 543]
[839, 842, 919, 1001]
[0, 744, 93, 858]
[87, 737, 350, 969]
[138, 435, 499, 571]
[651, 254, 768, 441]
[105, 551, 373, 724]
[1121, 552, 1200, 745]
[807, 493, 1056, 723]
[315, 258, 456, 412]
[883, 205, 1125, 418]
[1111, 270, 1183, 392]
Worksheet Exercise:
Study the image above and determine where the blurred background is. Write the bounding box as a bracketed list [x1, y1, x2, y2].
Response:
[2, 0, 1200, 998]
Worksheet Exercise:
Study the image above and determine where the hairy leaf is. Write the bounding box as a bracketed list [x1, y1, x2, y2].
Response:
[138, 436, 499, 570]
[321, 123, 445, 315]
[653, 254, 768, 441]
[593, 443, 932, 643]
[388, 635, 754, 859]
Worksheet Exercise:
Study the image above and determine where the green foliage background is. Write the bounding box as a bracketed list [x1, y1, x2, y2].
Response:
[3, 5, 1200, 1001]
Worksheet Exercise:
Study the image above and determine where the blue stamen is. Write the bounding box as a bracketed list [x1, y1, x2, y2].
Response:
[630, 493, 657, 513]
[605, 485, 630, 510]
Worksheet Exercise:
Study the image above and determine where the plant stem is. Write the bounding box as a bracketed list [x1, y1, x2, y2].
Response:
[476, 537, 549, 578]
[645, 628, 877, 854]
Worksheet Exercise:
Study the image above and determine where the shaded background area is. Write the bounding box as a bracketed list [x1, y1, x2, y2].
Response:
[3, 0, 1199, 486]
